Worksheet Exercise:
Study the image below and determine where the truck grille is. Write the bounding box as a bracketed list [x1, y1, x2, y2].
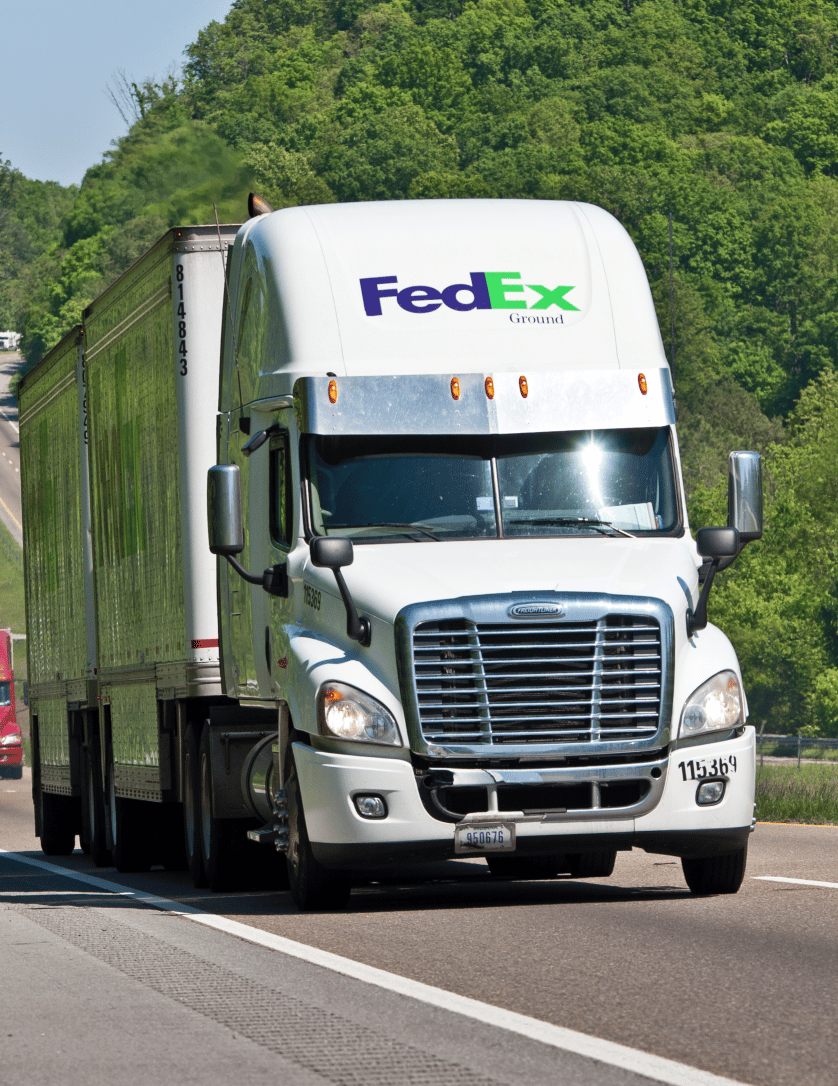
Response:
[412, 615, 662, 745]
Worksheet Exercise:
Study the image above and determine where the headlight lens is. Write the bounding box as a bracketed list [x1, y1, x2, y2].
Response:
[0, 732, 21, 746]
[318, 682, 401, 746]
[679, 671, 743, 739]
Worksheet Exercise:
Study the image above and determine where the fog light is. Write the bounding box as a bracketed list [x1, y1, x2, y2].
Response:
[696, 780, 725, 806]
[354, 794, 387, 819]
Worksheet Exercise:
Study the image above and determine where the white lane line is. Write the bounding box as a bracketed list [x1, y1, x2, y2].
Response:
[0, 495, 21, 531]
[0, 849, 751, 1086]
[0, 410, 19, 434]
[754, 876, 838, 890]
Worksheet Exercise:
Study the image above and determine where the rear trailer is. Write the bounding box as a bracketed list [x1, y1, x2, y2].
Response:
[19, 226, 277, 874]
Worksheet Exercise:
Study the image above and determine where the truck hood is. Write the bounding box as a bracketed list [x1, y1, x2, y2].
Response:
[328, 536, 700, 626]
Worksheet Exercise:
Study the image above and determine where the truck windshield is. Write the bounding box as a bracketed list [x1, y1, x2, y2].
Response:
[307, 428, 678, 541]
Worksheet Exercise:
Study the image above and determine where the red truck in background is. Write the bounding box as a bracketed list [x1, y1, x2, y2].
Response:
[0, 629, 21, 779]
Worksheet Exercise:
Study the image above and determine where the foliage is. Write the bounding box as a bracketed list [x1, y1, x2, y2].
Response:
[7, 0, 838, 730]
[755, 763, 838, 824]
[0, 520, 24, 635]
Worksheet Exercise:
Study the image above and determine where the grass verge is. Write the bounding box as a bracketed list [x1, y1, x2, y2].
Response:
[0, 517, 23, 633]
[756, 763, 838, 824]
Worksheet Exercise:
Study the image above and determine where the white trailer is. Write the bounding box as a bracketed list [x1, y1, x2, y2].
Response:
[21, 199, 762, 909]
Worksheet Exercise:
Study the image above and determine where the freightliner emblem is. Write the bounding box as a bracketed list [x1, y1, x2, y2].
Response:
[508, 603, 566, 618]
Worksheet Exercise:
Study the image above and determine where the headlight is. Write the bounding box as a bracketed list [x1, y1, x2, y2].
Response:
[0, 732, 21, 747]
[318, 682, 401, 746]
[678, 671, 743, 739]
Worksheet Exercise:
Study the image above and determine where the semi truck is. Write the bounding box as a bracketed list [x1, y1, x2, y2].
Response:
[20, 197, 762, 910]
[0, 628, 21, 778]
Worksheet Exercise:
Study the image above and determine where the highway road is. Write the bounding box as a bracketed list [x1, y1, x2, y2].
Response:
[0, 351, 22, 546]
[1, 776, 836, 1086]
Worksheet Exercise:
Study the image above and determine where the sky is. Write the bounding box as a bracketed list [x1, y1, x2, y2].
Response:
[0, 0, 234, 188]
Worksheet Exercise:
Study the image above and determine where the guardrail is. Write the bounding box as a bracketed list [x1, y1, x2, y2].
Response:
[756, 733, 838, 767]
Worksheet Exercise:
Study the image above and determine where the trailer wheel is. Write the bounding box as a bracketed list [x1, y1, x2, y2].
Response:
[681, 846, 747, 895]
[38, 787, 76, 856]
[183, 725, 206, 887]
[108, 766, 152, 872]
[199, 725, 241, 891]
[566, 850, 617, 878]
[81, 745, 111, 867]
[485, 855, 567, 878]
[286, 768, 351, 912]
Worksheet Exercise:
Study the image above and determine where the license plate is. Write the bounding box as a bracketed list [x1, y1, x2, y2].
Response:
[454, 822, 516, 854]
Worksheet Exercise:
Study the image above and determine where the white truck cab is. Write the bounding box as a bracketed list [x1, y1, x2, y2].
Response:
[209, 198, 762, 910]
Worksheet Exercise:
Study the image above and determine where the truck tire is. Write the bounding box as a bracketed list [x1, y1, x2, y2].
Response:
[38, 787, 76, 856]
[286, 768, 351, 912]
[566, 850, 617, 878]
[199, 725, 241, 891]
[81, 746, 111, 867]
[183, 725, 206, 887]
[485, 855, 566, 878]
[108, 765, 152, 872]
[681, 846, 747, 895]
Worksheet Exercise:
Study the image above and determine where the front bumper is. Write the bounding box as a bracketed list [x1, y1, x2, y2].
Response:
[0, 746, 22, 768]
[293, 728, 756, 869]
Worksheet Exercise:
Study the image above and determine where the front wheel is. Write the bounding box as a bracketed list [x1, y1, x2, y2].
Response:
[566, 850, 617, 879]
[286, 768, 351, 912]
[681, 847, 747, 895]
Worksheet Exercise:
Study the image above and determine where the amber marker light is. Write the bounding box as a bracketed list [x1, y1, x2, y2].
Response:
[451, 377, 461, 400]
[485, 376, 495, 399]
[324, 687, 343, 704]
[519, 375, 529, 398]
[328, 379, 338, 403]
[638, 372, 648, 395]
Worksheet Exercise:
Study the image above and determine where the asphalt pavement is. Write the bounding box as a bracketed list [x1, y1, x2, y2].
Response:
[1, 776, 836, 1086]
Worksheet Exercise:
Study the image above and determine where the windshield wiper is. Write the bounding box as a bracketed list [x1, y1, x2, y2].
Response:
[328, 522, 441, 541]
[507, 516, 635, 538]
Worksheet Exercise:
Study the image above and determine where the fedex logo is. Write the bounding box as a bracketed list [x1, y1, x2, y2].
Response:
[359, 272, 580, 316]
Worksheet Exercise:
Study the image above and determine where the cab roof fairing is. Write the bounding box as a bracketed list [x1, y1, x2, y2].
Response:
[228, 199, 670, 410]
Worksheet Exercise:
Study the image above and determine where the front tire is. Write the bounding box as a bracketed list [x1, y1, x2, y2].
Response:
[682, 847, 747, 895]
[286, 768, 351, 912]
[566, 850, 617, 879]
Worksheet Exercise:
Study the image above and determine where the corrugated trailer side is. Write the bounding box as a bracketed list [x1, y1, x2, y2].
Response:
[19, 326, 92, 854]
[82, 225, 240, 871]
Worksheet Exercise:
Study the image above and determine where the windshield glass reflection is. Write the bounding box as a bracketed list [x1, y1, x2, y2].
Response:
[307, 428, 678, 542]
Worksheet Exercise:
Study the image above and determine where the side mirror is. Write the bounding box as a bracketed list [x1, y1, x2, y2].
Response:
[207, 465, 244, 555]
[310, 536, 354, 570]
[696, 527, 739, 560]
[728, 451, 763, 543]
[309, 537, 370, 646]
[689, 527, 740, 638]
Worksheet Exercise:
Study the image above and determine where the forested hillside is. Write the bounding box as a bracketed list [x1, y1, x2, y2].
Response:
[4, 0, 838, 732]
